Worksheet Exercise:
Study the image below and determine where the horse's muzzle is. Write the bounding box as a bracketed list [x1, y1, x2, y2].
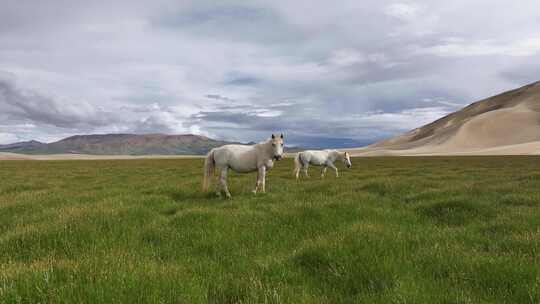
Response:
[274, 155, 283, 161]
[347, 164, 352, 168]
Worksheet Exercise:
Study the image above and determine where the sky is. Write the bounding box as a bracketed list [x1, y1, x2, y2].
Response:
[1, 0, 539, 147]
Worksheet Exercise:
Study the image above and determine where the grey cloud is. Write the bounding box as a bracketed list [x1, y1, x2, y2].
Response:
[1, 1, 539, 146]
[186, 100, 452, 147]
[500, 63, 540, 85]
[153, 3, 305, 45]
[222, 74, 262, 86]
[205, 94, 236, 102]
[133, 115, 176, 134]
[159, 5, 270, 26]
[0, 77, 114, 129]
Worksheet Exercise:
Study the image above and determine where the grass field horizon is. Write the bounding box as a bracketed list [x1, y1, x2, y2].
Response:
[1, 157, 540, 303]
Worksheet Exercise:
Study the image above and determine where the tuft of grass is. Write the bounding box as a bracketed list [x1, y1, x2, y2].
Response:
[417, 198, 494, 226]
[1, 156, 540, 303]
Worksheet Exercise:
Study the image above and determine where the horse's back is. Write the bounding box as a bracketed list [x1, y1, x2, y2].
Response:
[213, 144, 253, 161]
[213, 144, 257, 172]
[302, 150, 329, 165]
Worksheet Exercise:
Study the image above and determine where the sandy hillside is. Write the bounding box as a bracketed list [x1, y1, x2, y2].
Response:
[349, 81, 540, 156]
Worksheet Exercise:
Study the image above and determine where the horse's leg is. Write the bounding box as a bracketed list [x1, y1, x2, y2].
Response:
[220, 167, 231, 198]
[297, 161, 306, 180]
[303, 164, 310, 178]
[328, 163, 339, 178]
[214, 167, 222, 197]
[321, 166, 327, 178]
[260, 166, 266, 193]
[253, 170, 261, 194]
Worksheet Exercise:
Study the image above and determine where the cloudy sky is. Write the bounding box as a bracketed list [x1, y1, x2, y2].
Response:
[1, 0, 539, 147]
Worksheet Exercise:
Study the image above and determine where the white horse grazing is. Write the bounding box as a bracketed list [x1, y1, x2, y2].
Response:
[202, 134, 284, 198]
[294, 150, 351, 180]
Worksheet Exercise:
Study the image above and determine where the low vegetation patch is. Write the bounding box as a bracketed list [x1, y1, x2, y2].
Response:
[1, 156, 540, 303]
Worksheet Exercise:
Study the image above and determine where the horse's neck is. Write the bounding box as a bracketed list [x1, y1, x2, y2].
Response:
[329, 150, 341, 160]
[255, 140, 273, 160]
[328, 150, 338, 161]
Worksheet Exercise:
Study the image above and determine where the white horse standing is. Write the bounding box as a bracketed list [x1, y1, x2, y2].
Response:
[294, 150, 351, 180]
[202, 134, 284, 198]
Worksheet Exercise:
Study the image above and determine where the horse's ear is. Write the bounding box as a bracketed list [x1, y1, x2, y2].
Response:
[280, 133, 283, 139]
[272, 134, 275, 139]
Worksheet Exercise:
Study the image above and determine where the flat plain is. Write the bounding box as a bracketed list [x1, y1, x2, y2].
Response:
[1, 157, 540, 303]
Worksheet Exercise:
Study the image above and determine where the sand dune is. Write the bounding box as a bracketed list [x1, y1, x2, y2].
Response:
[357, 81, 540, 156]
[347, 141, 540, 156]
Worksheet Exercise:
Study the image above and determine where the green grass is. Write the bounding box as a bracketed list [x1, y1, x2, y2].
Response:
[1, 156, 540, 303]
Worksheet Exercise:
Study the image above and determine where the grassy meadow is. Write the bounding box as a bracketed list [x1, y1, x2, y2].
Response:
[1, 156, 540, 303]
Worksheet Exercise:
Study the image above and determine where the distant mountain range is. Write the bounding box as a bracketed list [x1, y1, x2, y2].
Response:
[0, 133, 306, 156]
[0, 140, 46, 152]
[0, 134, 240, 155]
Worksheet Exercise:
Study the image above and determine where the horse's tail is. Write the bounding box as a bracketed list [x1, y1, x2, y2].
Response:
[293, 153, 302, 177]
[202, 149, 215, 191]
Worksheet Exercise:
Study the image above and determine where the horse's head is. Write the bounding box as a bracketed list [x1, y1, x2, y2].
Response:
[342, 152, 352, 168]
[270, 133, 284, 160]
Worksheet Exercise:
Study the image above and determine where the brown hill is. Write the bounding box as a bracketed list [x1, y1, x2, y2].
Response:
[365, 81, 540, 154]
[0, 134, 236, 155]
